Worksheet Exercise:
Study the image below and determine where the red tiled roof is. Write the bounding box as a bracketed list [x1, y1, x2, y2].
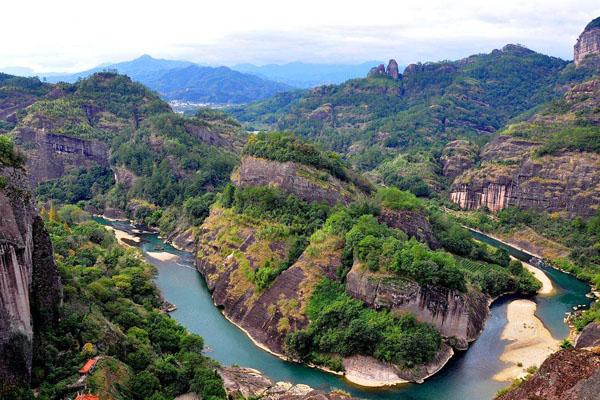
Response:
[78, 358, 97, 374]
[75, 394, 99, 400]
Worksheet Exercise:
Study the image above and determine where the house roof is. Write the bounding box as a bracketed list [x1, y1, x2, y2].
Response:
[78, 358, 98, 374]
[75, 394, 99, 400]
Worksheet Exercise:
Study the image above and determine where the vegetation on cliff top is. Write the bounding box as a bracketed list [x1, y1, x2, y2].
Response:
[0, 136, 25, 168]
[18, 207, 226, 400]
[285, 279, 442, 369]
[243, 131, 371, 191]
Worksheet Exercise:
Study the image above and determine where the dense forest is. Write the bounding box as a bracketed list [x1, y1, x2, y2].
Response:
[3, 206, 227, 400]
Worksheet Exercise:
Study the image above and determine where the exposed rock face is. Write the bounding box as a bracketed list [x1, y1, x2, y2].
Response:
[343, 345, 453, 384]
[14, 128, 109, 186]
[368, 64, 386, 77]
[232, 156, 366, 206]
[495, 348, 600, 400]
[440, 140, 478, 180]
[576, 322, 600, 349]
[196, 206, 343, 354]
[168, 228, 197, 253]
[450, 135, 600, 216]
[0, 166, 62, 386]
[218, 366, 354, 400]
[345, 263, 489, 349]
[386, 59, 400, 79]
[574, 17, 600, 66]
[376, 208, 440, 249]
[113, 166, 137, 189]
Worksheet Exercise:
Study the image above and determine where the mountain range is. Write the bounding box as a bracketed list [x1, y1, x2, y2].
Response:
[1, 56, 380, 104]
[232, 61, 384, 88]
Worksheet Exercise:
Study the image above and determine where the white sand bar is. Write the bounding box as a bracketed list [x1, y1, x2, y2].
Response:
[493, 299, 559, 382]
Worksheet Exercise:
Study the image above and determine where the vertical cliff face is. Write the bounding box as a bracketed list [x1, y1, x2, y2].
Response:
[232, 156, 367, 206]
[14, 128, 110, 187]
[345, 263, 490, 349]
[449, 76, 600, 217]
[574, 17, 600, 66]
[0, 165, 62, 386]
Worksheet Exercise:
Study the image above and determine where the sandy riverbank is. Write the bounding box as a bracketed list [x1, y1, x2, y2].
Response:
[104, 226, 141, 246]
[517, 257, 554, 295]
[146, 251, 180, 262]
[493, 299, 559, 382]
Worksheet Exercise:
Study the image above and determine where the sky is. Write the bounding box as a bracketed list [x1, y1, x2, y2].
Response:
[1, 0, 599, 73]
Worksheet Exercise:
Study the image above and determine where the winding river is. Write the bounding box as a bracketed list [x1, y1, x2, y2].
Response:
[95, 218, 591, 400]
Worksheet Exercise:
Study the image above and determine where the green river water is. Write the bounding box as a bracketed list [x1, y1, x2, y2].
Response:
[96, 218, 592, 400]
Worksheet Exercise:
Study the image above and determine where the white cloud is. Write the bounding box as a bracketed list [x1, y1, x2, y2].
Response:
[1, 0, 598, 71]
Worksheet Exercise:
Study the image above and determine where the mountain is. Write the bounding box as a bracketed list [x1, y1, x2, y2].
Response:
[43, 55, 291, 104]
[145, 64, 292, 103]
[43, 54, 194, 83]
[232, 61, 383, 88]
[0, 71, 245, 238]
[229, 46, 572, 171]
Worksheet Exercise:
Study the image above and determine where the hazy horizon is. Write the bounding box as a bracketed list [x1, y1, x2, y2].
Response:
[1, 0, 599, 74]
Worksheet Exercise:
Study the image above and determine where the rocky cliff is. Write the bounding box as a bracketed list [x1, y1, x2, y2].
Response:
[440, 140, 478, 180]
[450, 78, 600, 217]
[232, 156, 367, 206]
[15, 129, 110, 186]
[345, 263, 489, 349]
[574, 16, 600, 67]
[376, 208, 440, 249]
[495, 347, 600, 400]
[218, 366, 354, 400]
[576, 322, 600, 349]
[0, 165, 62, 386]
[196, 205, 343, 353]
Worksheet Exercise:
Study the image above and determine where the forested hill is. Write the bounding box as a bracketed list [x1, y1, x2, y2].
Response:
[229, 45, 590, 167]
[43, 55, 291, 104]
[1, 71, 246, 237]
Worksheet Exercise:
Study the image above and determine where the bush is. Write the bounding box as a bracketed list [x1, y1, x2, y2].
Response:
[0, 136, 25, 168]
[376, 187, 423, 211]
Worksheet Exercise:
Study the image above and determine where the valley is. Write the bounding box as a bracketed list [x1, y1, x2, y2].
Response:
[96, 215, 591, 400]
[1, 13, 600, 400]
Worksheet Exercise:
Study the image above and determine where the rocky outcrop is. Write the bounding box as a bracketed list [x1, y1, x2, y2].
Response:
[495, 348, 600, 400]
[576, 322, 600, 349]
[218, 366, 354, 400]
[376, 208, 440, 249]
[386, 60, 400, 80]
[450, 135, 600, 216]
[345, 263, 489, 349]
[343, 345, 453, 385]
[440, 140, 478, 180]
[367, 60, 400, 80]
[113, 166, 137, 189]
[232, 156, 366, 206]
[0, 166, 62, 386]
[574, 17, 600, 66]
[14, 128, 109, 186]
[196, 206, 343, 353]
[367, 64, 386, 78]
